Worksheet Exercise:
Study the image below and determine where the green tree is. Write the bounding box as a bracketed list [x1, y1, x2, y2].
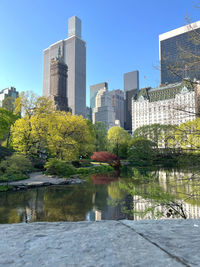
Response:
[107, 126, 131, 158]
[172, 118, 200, 151]
[2, 97, 15, 112]
[0, 108, 19, 147]
[11, 101, 95, 161]
[93, 121, 107, 151]
[133, 123, 176, 149]
[128, 137, 157, 165]
[14, 91, 38, 117]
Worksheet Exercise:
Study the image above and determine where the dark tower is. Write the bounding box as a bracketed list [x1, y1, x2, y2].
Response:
[50, 48, 70, 112]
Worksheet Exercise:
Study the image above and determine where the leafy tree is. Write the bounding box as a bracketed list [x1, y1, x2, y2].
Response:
[12, 102, 95, 161]
[107, 126, 131, 158]
[2, 97, 15, 112]
[0, 108, 19, 147]
[172, 118, 200, 151]
[133, 123, 176, 149]
[14, 91, 38, 117]
[47, 112, 95, 160]
[93, 121, 107, 151]
[128, 137, 157, 165]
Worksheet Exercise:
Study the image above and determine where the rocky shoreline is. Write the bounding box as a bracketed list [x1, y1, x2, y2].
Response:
[0, 172, 85, 191]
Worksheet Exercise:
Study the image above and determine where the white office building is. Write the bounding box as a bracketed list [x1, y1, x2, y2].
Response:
[93, 87, 116, 129]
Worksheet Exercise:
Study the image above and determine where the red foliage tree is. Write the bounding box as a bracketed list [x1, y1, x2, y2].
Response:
[91, 151, 121, 170]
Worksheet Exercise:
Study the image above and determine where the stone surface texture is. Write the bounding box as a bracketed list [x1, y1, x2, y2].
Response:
[1, 219, 199, 266]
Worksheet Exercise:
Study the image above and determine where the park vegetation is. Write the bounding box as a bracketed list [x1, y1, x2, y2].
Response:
[0, 90, 200, 185]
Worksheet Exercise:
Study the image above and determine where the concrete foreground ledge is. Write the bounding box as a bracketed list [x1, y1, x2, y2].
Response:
[0, 219, 200, 267]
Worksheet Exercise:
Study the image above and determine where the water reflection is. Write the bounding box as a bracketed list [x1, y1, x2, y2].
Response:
[0, 168, 200, 223]
[111, 168, 200, 220]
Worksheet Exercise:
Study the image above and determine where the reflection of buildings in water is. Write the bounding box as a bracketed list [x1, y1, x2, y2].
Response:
[16, 190, 44, 223]
[133, 169, 200, 220]
[133, 195, 200, 220]
[92, 203, 125, 221]
[87, 195, 133, 221]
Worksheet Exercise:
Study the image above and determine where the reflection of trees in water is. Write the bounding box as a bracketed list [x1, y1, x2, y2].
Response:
[109, 167, 200, 220]
[0, 185, 95, 223]
[1, 168, 200, 223]
[0, 190, 39, 223]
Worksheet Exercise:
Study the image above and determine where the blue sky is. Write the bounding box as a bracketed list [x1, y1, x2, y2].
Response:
[0, 0, 199, 106]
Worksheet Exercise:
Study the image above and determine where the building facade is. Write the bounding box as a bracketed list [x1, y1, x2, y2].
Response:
[0, 87, 19, 107]
[124, 70, 139, 131]
[159, 20, 200, 84]
[43, 16, 86, 116]
[90, 82, 108, 110]
[132, 82, 196, 132]
[49, 52, 70, 112]
[109, 89, 124, 127]
[92, 87, 116, 129]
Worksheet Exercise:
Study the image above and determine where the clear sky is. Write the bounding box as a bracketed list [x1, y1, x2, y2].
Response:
[0, 0, 199, 106]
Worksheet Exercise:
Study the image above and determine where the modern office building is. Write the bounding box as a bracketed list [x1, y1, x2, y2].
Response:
[43, 16, 86, 116]
[132, 81, 196, 133]
[90, 82, 108, 110]
[92, 87, 116, 129]
[109, 89, 124, 127]
[124, 70, 139, 131]
[49, 51, 70, 112]
[159, 20, 200, 84]
[0, 87, 19, 107]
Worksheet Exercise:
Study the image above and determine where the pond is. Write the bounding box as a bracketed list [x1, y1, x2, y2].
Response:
[1, 167, 200, 223]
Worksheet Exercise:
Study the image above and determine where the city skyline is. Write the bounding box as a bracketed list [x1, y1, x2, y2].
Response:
[0, 0, 199, 106]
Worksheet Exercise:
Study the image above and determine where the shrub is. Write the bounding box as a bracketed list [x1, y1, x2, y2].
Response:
[80, 159, 92, 167]
[45, 158, 76, 177]
[71, 160, 81, 168]
[91, 151, 121, 171]
[0, 153, 33, 182]
[76, 168, 90, 175]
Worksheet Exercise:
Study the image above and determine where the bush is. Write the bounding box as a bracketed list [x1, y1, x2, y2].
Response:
[0, 146, 14, 162]
[45, 158, 76, 177]
[91, 151, 121, 171]
[79, 159, 92, 167]
[0, 153, 33, 182]
[71, 160, 81, 168]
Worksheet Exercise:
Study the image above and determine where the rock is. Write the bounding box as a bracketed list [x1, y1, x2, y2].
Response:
[0, 220, 192, 266]
[0, 172, 85, 192]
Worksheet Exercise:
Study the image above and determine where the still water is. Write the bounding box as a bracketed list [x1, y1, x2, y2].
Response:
[1, 167, 200, 223]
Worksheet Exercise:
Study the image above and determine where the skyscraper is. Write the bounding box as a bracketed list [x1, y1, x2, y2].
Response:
[92, 87, 116, 129]
[124, 70, 139, 132]
[90, 82, 108, 110]
[43, 16, 86, 116]
[109, 89, 124, 127]
[0, 87, 19, 108]
[49, 51, 70, 112]
[159, 20, 200, 84]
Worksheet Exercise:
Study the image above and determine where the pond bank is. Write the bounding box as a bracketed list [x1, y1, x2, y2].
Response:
[0, 219, 199, 266]
[0, 172, 84, 191]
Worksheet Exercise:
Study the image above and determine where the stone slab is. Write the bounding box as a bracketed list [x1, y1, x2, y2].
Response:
[122, 219, 200, 266]
[0, 220, 187, 267]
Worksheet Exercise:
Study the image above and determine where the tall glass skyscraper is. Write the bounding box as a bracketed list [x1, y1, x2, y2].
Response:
[43, 16, 86, 116]
[159, 20, 200, 84]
